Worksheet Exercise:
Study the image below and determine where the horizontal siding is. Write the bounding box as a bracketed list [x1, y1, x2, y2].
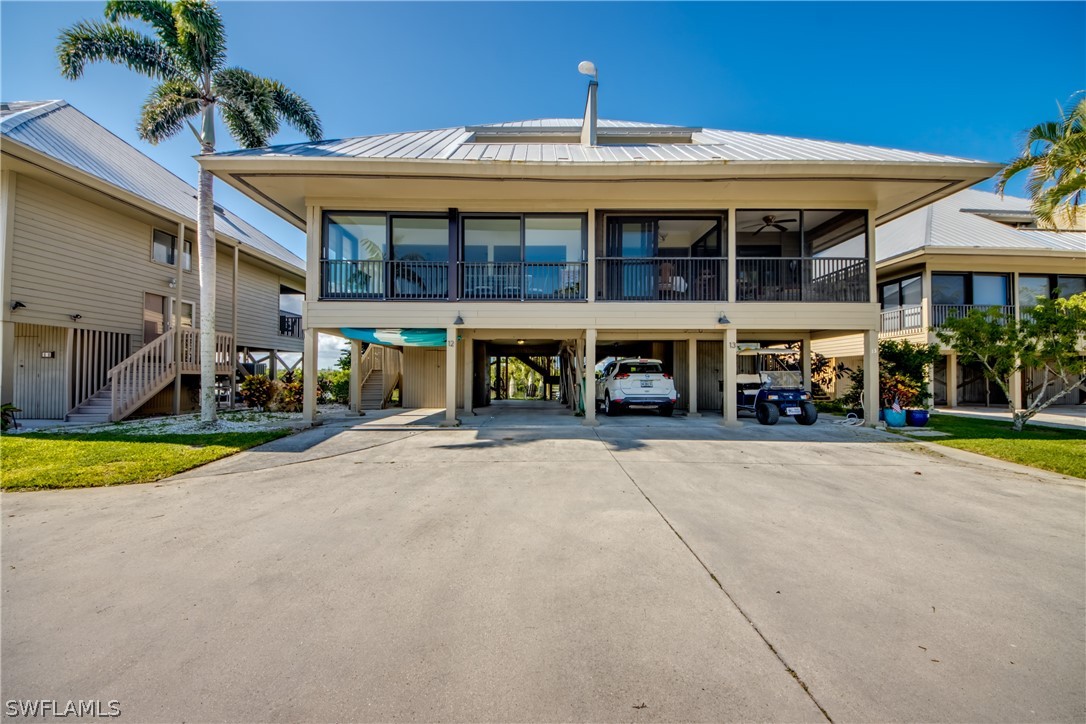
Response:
[11, 175, 199, 345]
[811, 333, 864, 358]
[306, 300, 880, 333]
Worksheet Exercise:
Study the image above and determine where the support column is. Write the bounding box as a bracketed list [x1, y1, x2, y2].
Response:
[583, 328, 597, 425]
[585, 208, 596, 302]
[349, 340, 361, 412]
[863, 329, 879, 425]
[230, 245, 238, 409]
[461, 330, 473, 415]
[801, 336, 812, 392]
[0, 171, 16, 407]
[726, 208, 737, 303]
[173, 222, 184, 415]
[947, 352, 958, 408]
[442, 325, 459, 426]
[927, 363, 936, 411]
[722, 327, 739, 427]
[575, 337, 584, 414]
[687, 337, 699, 416]
[302, 328, 318, 424]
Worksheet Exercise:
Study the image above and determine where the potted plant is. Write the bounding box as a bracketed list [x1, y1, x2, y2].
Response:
[881, 374, 918, 427]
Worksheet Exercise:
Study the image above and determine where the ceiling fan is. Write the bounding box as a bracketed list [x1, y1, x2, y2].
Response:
[744, 214, 797, 235]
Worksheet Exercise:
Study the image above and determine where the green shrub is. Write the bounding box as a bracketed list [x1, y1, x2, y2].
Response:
[274, 371, 323, 412]
[239, 375, 275, 409]
[320, 369, 351, 405]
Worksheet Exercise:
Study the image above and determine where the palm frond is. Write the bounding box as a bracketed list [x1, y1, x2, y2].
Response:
[219, 100, 269, 149]
[57, 19, 182, 81]
[172, 0, 226, 74]
[138, 78, 202, 144]
[213, 67, 277, 143]
[1033, 172, 1086, 226]
[104, 1, 180, 52]
[266, 80, 323, 141]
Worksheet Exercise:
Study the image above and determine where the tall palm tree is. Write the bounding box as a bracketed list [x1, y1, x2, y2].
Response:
[57, 0, 322, 424]
[997, 93, 1086, 228]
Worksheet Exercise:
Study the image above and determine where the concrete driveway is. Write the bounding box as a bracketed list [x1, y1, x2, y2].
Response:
[3, 410, 1084, 722]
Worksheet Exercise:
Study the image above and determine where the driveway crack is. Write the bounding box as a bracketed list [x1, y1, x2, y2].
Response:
[592, 430, 834, 723]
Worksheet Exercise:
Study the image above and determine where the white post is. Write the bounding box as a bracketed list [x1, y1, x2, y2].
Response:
[0, 171, 15, 408]
[575, 336, 584, 415]
[687, 336, 699, 416]
[302, 328, 318, 424]
[173, 222, 184, 415]
[230, 245, 238, 409]
[722, 327, 739, 427]
[863, 329, 879, 425]
[461, 330, 473, 415]
[585, 208, 596, 303]
[947, 352, 958, 408]
[801, 336, 812, 393]
[443, 325, 458, 426]
[726, 208, 737, 303]
[349, 340, 360, 412]
[583, 328, 597, 425]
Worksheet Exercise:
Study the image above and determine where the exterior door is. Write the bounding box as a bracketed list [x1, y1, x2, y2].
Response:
[697, 341, 724, 411]
[143, 293, 167, 344]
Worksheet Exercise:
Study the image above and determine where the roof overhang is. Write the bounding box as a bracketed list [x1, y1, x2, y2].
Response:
[878, 245, 1086, 273]
[1, 137, 304, 280]
[199, 154, 1001, 229]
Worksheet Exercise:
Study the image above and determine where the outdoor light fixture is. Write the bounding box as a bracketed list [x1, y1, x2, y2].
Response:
[454, 314, 464, 325]
[516, 339, 525, 345]
[718, 313, 730, 325]
[577, 60, 598, 80]
[10, 300, 25, 311]
[69, 314, 82, 321]
[168, 277, 177, 288]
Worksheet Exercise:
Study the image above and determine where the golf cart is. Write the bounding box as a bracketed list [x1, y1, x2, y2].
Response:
[736, 347, 818, 425]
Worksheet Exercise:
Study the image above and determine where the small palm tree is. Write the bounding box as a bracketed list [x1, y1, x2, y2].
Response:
[997, 93, 1086, 228]
[57, 0, 322, 424]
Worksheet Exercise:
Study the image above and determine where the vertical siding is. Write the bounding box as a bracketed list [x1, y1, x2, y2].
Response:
[402, 347, 445, 407]
[672, 340, 690, 411]
[12, 323, 67, 418]
[697, 341, 724, 411]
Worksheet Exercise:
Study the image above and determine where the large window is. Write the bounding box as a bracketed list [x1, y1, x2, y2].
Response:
[1020, 274, 1086, 305]
[932, 273, 1010, 306]
[879, 274, 921, 308]
[735, 210, 866, 258]
[152, 229, 191, 270]
[973, 274, 1010, 306]
[931, 274, 967, 305]
[323, 213, 386, 261]
[461, 215, 586, 300]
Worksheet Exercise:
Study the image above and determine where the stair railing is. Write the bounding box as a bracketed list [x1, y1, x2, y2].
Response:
[109, 332, 175, 421]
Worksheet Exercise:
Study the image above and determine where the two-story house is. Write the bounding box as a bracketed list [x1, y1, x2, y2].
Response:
[200, 81, 998, 427]
[0, 100, 306, 423]
[865, 188, 1083, 408]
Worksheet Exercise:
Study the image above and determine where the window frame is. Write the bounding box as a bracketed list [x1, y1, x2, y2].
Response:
[878, 273, 922, 309]
[459, 212, 588, 264]
[151, 229, 192, 272]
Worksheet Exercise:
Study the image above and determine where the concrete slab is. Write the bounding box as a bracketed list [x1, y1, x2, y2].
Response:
[3, 415, 1083, 722]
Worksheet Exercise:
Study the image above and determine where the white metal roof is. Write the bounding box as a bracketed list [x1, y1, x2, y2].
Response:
[213, 117, 989, 166]
[876, 188, 1086, 262]
[0, 100, 303, 272]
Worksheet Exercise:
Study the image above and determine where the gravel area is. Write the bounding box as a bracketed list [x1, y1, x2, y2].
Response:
[13, 404, 350, 436]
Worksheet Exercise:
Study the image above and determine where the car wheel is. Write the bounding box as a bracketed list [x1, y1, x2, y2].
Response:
[756, 402, 780, 425]
[797, 402, 818, 426]
[659, 404, 674, 417]
[604, 393, 619, 416]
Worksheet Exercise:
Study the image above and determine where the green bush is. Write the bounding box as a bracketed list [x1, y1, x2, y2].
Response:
[238, 375, 275, 409]
[320, 369, 351, 405]
[274, 371, 323, 412]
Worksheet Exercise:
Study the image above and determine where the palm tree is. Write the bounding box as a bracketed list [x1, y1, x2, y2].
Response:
[57, 0, 322, 424]
[997, 93, 1086, 228]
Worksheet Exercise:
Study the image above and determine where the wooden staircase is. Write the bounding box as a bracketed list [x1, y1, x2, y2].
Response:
[65, 328, 233, 423]
[357, 345, 402, 409]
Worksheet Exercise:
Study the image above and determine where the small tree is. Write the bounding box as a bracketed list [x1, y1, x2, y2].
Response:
[937, 293, 1086, 431]
[879, 339, 941, 407]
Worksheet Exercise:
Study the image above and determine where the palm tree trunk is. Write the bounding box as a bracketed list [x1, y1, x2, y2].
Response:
[197, 154, 218, 425]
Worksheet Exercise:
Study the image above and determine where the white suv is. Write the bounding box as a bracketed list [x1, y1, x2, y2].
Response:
[596, 358, 677, 416]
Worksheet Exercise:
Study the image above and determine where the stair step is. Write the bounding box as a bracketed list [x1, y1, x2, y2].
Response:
[66, 413, 111, 423]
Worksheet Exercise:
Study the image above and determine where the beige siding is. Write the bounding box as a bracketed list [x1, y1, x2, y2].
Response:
[236, 261, 303, 352]
[696, 341, 724, 411]
[10, 176, 199, 346]
[402, 347, 445, 407]
[12, 323, 67, 418]
[811, 333, 864, 358]
[214, 249, 234, 338]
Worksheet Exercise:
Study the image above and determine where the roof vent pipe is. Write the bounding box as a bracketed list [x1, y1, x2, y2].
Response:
[578, 61, 598, 146]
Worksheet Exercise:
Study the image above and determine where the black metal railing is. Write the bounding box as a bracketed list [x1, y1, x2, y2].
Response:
[320, 259, 449, 300]
[460, 262, 586, 301]
[736, 257, 869, 302]
[595, 257, 728, 301]
[279, 314, 302, 338]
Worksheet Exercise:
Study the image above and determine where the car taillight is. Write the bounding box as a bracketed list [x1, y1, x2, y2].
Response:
[662, 373, 672, 379]
[614, 373, 629, 380]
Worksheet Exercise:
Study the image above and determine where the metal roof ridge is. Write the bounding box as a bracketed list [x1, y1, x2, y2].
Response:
[0, 99, 68, 133]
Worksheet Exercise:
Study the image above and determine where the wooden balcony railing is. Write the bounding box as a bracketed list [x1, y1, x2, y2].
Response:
[931, 304, 1015, 327]
[736, 257, 869, 302]
[880, 303, 925, 334]
[595, 257, 727, 301]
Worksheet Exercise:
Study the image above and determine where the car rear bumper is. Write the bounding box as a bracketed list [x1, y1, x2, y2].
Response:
[614, 395, 675, 407]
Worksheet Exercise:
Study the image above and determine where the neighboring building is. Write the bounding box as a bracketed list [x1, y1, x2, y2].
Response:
[201, 81, 998, 426]
[0, 100, 306, 422]
[814, 188, 1086, 407]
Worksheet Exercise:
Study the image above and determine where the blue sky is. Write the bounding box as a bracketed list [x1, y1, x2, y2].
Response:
[3, 0, 1084, 262]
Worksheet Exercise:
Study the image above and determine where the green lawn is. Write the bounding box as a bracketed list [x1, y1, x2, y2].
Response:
[1, 429, 291, 491]
[917, 414, 1086, 480]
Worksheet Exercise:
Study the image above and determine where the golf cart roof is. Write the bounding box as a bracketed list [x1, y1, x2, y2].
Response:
[737, 347, 798, 356]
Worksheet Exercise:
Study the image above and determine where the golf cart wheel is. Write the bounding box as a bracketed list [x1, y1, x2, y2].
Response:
[659, 404, 674, 417]
[756, 402, 780, 425]
[797, 401, 819, 426]
[604, 393, 620, 416]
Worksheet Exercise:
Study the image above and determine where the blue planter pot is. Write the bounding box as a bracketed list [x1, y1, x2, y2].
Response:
[878, 408, 885, 421]
[906, 409, 930, 427]
[884, 408, 907, 427]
